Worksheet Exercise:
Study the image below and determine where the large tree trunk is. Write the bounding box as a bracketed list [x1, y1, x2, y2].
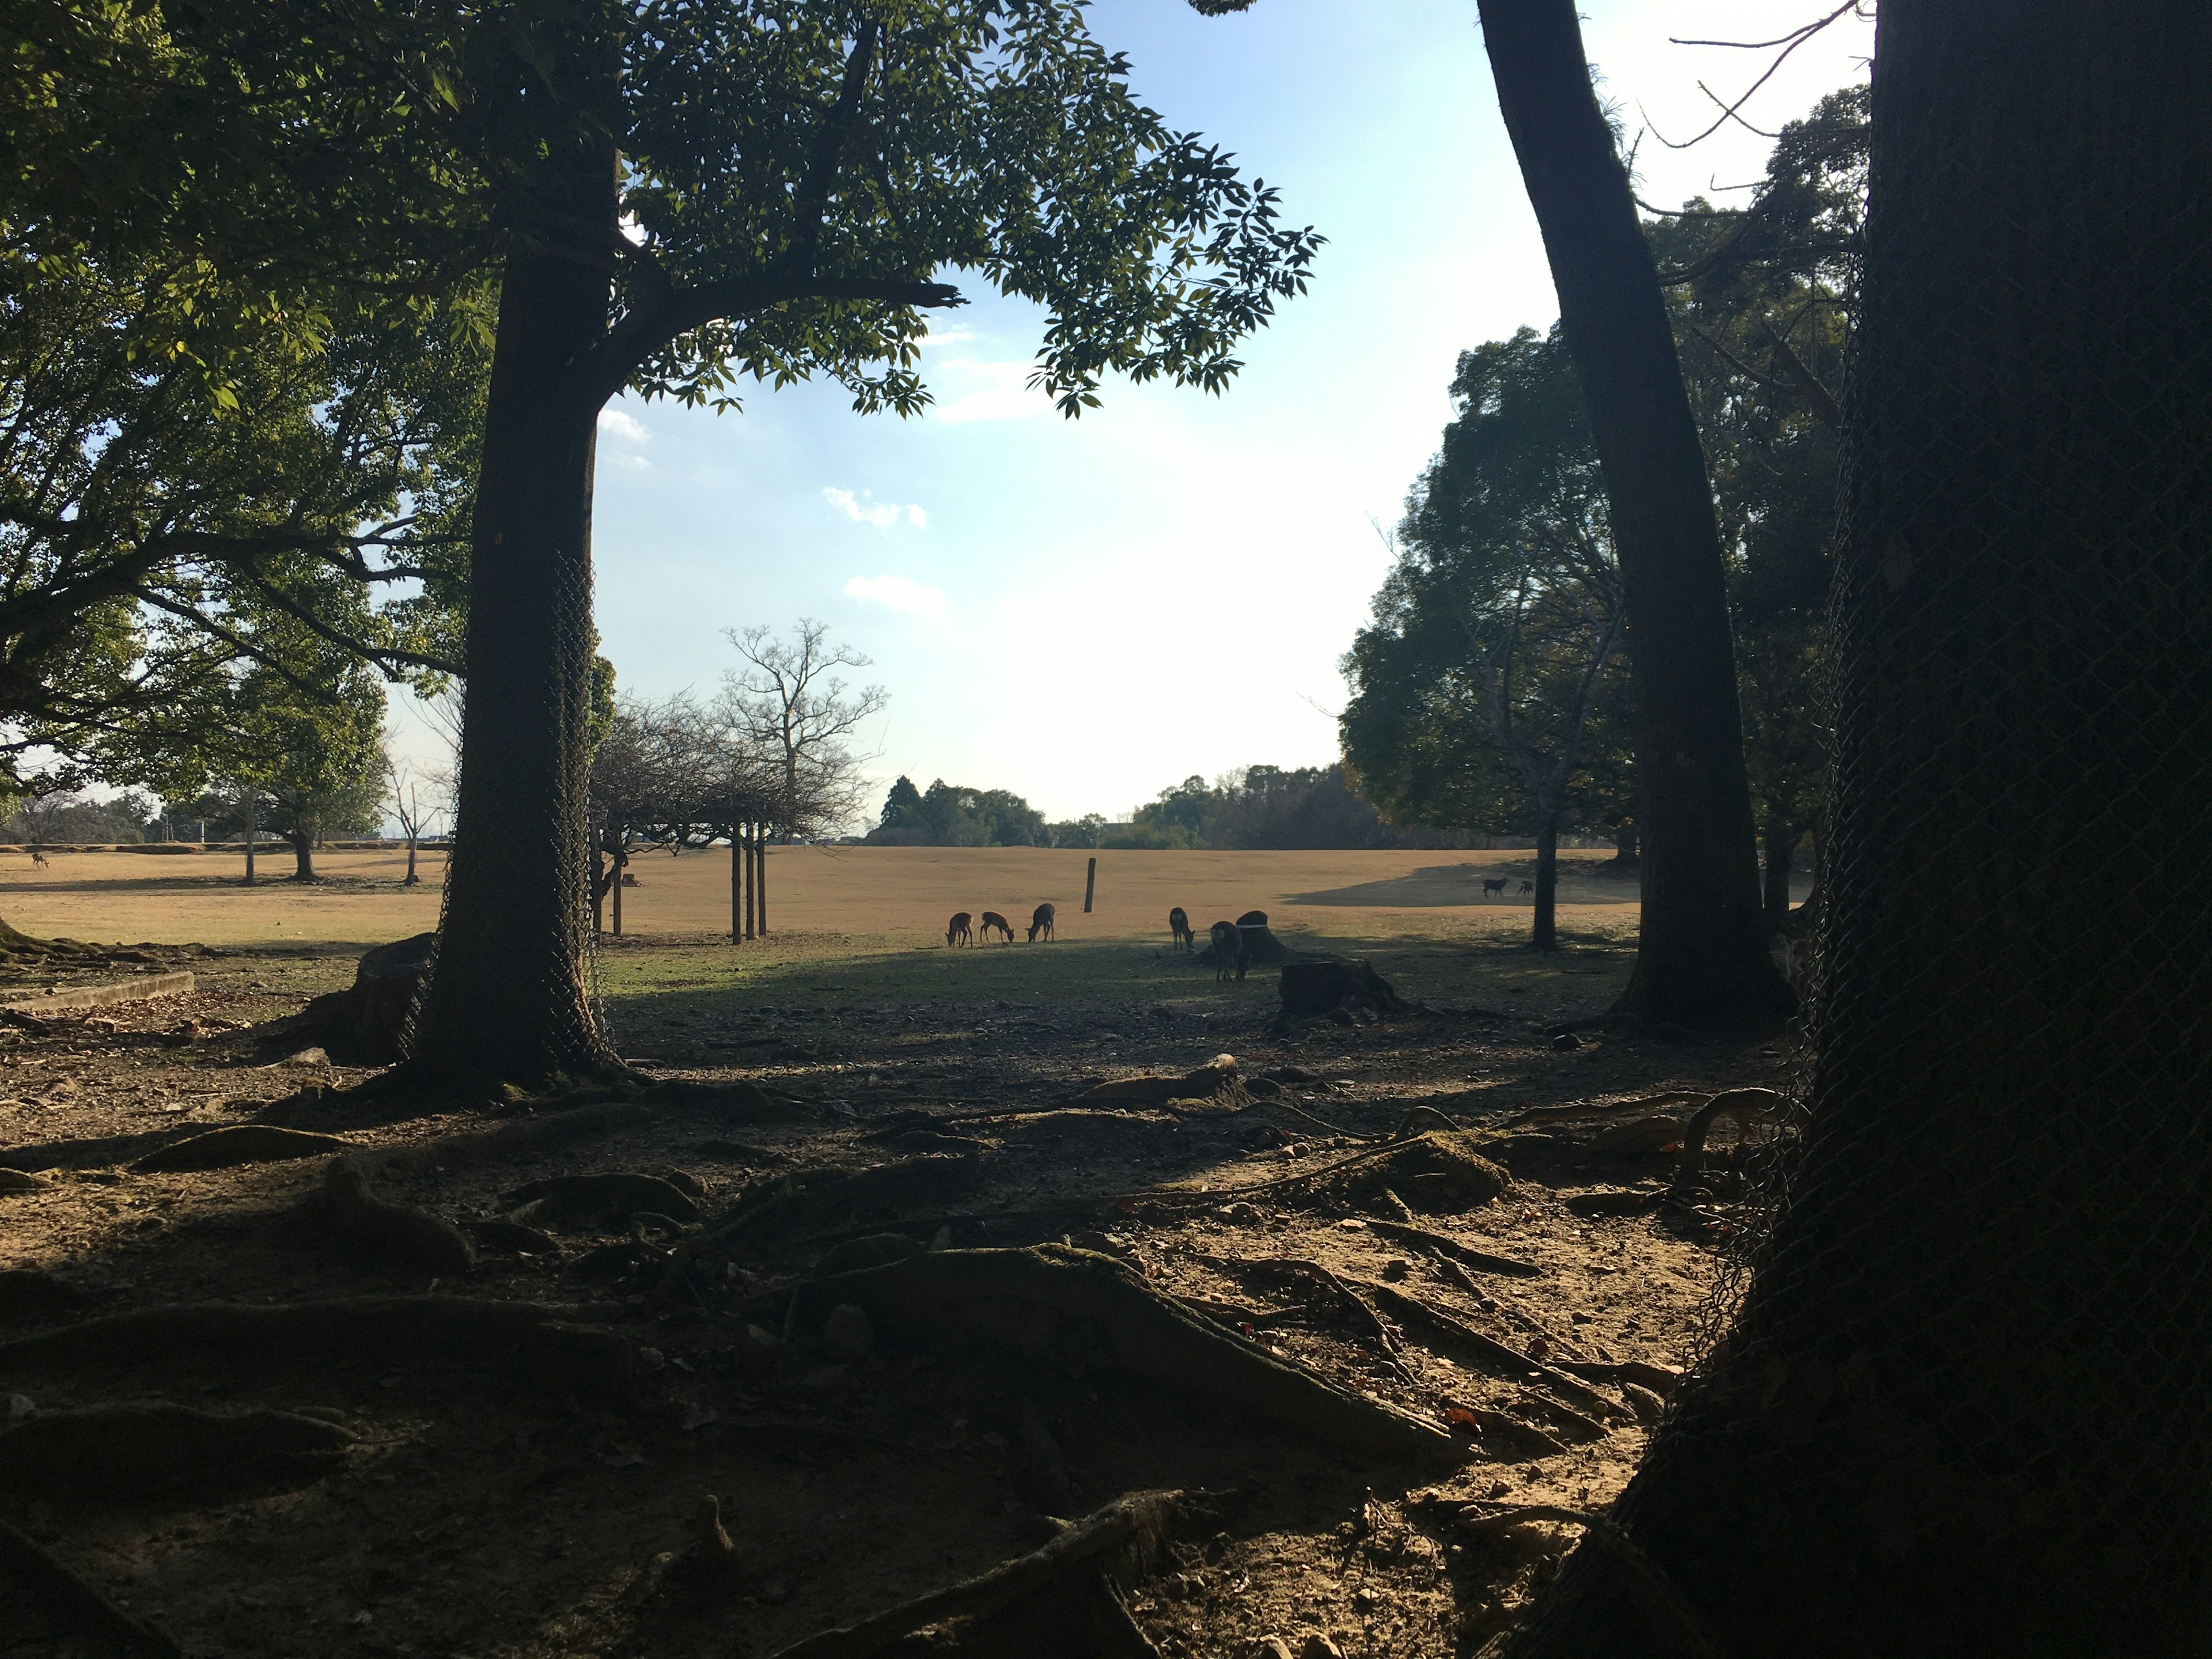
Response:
[286, 830, 315, 882]
[1475, 0, 1791, 1034]
[1531, 812, 1559, 952]
[1510, 5, 2212, 1654]
[407, 172, 620, 1082]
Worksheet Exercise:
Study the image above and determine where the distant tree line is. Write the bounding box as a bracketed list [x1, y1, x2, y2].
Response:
[868, 777, 1048, 847]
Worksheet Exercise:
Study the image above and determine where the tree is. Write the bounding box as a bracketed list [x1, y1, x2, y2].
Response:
[878, 775, 925, 832]
[385, 743, 441, 887]
[1344, 329, 1629, 949]
[1511, 5, 2212, 1652]
[866, 778, 1046, 847]
[722, 622, 885, 842]
[0, 244, 479, 787]
[1468, 0, 1791, 1029]
[233, 664, 389, 882]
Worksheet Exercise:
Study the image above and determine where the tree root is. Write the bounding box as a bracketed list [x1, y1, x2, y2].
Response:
[1067, 1055, 1241, 1108]
[770, 1488, 1185, 1659]
[1192, 1255, 1414, 1382]
[0, 1514, 180, 1657]
[368, 1099, 656, 1177]
[499, 1172, 701, 1231]
[0, 1296, 636, 1399]
[1363, 1219, 1541, 1279]
[786, 1247, 1460, 1465]
[0, 1270, 96, 1327]
[0, 1169, 50, 1194]
[1497, 1092, 1708, 1132]
[694, 1154, 985, 1248]
[0, 1403, 353, 1499]
[1551, 1358, 1683, 1397]
[1671, 1088, 1785, 1194]
[1357, 1281, 1629, 1424]
[292, 1158, 476, 1276]
[1443, 1404, 1568, 1458]
[1580, 1116, 1687, 1162]
[131, 1124, 357, 1173]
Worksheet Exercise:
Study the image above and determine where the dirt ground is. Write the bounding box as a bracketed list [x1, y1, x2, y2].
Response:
[0, 851, 1794, 1658]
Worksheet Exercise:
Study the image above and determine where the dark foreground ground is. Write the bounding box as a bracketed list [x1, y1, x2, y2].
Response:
[0, 931, 1790, 1658]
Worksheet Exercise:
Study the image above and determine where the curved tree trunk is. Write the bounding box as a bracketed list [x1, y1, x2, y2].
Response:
[1511, 5, 2212, 1653]
[286, 830, 315, 882]
[1475, 0, 1792, 1034]
[407, 163, 620, 1082]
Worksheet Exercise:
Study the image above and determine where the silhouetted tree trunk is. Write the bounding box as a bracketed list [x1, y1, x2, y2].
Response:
[1475, 0, 1791, 1033]
[1531, 815, 1559, 950]
[1510, 5, 2212, 1653]
[407, 146, 622, 1081]
[241, 795, 258, 887]
[285, 828, 316, 881]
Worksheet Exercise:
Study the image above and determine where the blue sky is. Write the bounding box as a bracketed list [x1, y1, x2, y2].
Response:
[402, 1, 1873, 827]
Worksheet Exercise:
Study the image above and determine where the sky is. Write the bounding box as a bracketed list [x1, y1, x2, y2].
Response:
[396, 0, 1874, 829]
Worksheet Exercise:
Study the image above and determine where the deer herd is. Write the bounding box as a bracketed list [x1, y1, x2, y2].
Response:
[942, 898, 1264, 983]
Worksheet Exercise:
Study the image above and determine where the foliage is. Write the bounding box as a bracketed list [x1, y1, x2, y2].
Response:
[1126, 764, 1432, 850]
[1340, 327, 1634, 851]
[0, 241, 483, 793]
[0, 790, 157, 845]
[870, 774, 1047, 846]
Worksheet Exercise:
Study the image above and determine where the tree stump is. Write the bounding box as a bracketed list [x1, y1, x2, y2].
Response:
[1278, 959, 1402, 1021]
[279, 933, 437, 1065]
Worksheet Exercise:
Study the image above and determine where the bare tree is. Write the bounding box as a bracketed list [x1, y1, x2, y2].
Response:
[719, 620, 887, 841]
[385, 736, 441, 887]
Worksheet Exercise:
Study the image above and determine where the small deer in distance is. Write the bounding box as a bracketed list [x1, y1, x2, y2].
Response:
[1480, 877, 1508, 898]
[29, 849, 48, 869]
[946, 911, 973, 948]
[978, 911, 1014, 944]
[1520, 880, 1534, 895]
[1168, 907, 1194, 951]
[1027, 902, 1056, 942]
[1209, 921, 1245, 983]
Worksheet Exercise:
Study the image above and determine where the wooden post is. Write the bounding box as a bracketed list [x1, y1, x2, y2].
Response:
[743, 825, 756, 940]
[611, 843, 624, 937]
[756, 828, 769, 934]
[1084, 855, 1097, 914]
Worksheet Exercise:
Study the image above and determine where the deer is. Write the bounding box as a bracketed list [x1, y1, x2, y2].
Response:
[1168, 907, 1195, 951]
[29, 849, 48, 870]
[946, 911, 973, 948]
[1027, 902, 1056, 942]
[1209, 921, 1245, 983]
[1480, 877, 1508, 898]
[978, 911, 1015, 944]
[1519, 880, 1535, 896]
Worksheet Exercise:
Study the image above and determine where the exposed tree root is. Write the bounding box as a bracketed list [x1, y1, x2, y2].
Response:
[1067, 1055, 1241, 1108]
[1551, 1358, 1683, 1397]
[500, 1172, 701, 1230]
[786, 1247, 1461, 1465]
[0, 1296, 635, 1399]
[0, 1403, 353, 1498]
[131, 1124, 357, 1173]
[0, 1514, 180, 1657]
[0, 1169, 51, 1194]
[293, 1158, 476, 1275]
[0, 1270, 96, 1325]
[770, 1488, 1186, 1659]
[1358, 1281, 1629, 1424]
[1193, 1255, 1414, 1382]
[1671, 1088, 1785, 1193]
[1363, 1219, 1541, 1279]
[697, 1154, 986, 1248]
[1444, 1404, 1569, 1458]
[369, 1099, 656, 1177]
[1497, 1092, 1708, 1132]
[1580, 1116, 1687, 1162]
[461, 1218, 563, 1256]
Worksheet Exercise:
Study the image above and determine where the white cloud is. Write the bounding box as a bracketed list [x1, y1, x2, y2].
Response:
[931, 359, 1053, 425]
[844, 574, 947, 622]
[598, 408, 650, 443]
[824, 486, 927, 530]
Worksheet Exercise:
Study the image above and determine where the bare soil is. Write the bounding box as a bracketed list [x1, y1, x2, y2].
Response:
[0, 860, 1794, 1658]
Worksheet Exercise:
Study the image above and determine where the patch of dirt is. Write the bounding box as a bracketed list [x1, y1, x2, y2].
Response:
[0, 946, 1790, 1657]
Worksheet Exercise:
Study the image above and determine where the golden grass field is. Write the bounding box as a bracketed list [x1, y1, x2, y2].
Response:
[0, 842, 1644, 951]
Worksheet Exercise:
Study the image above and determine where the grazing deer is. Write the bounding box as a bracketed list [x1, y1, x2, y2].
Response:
[946, 911, 973, 948]
[978, 910, 1014, 944]
[1519, 880, 1535, 895]
[1481, 877, 1508, 898]
[1168, 907, 1195, 951]
[1209, 921, 1245, 983]
[29, 849, 48, 869]
[1027, 902, 1056, 942]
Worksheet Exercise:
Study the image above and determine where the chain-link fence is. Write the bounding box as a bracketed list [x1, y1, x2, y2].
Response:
[1515, 11, 2212, 1656]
